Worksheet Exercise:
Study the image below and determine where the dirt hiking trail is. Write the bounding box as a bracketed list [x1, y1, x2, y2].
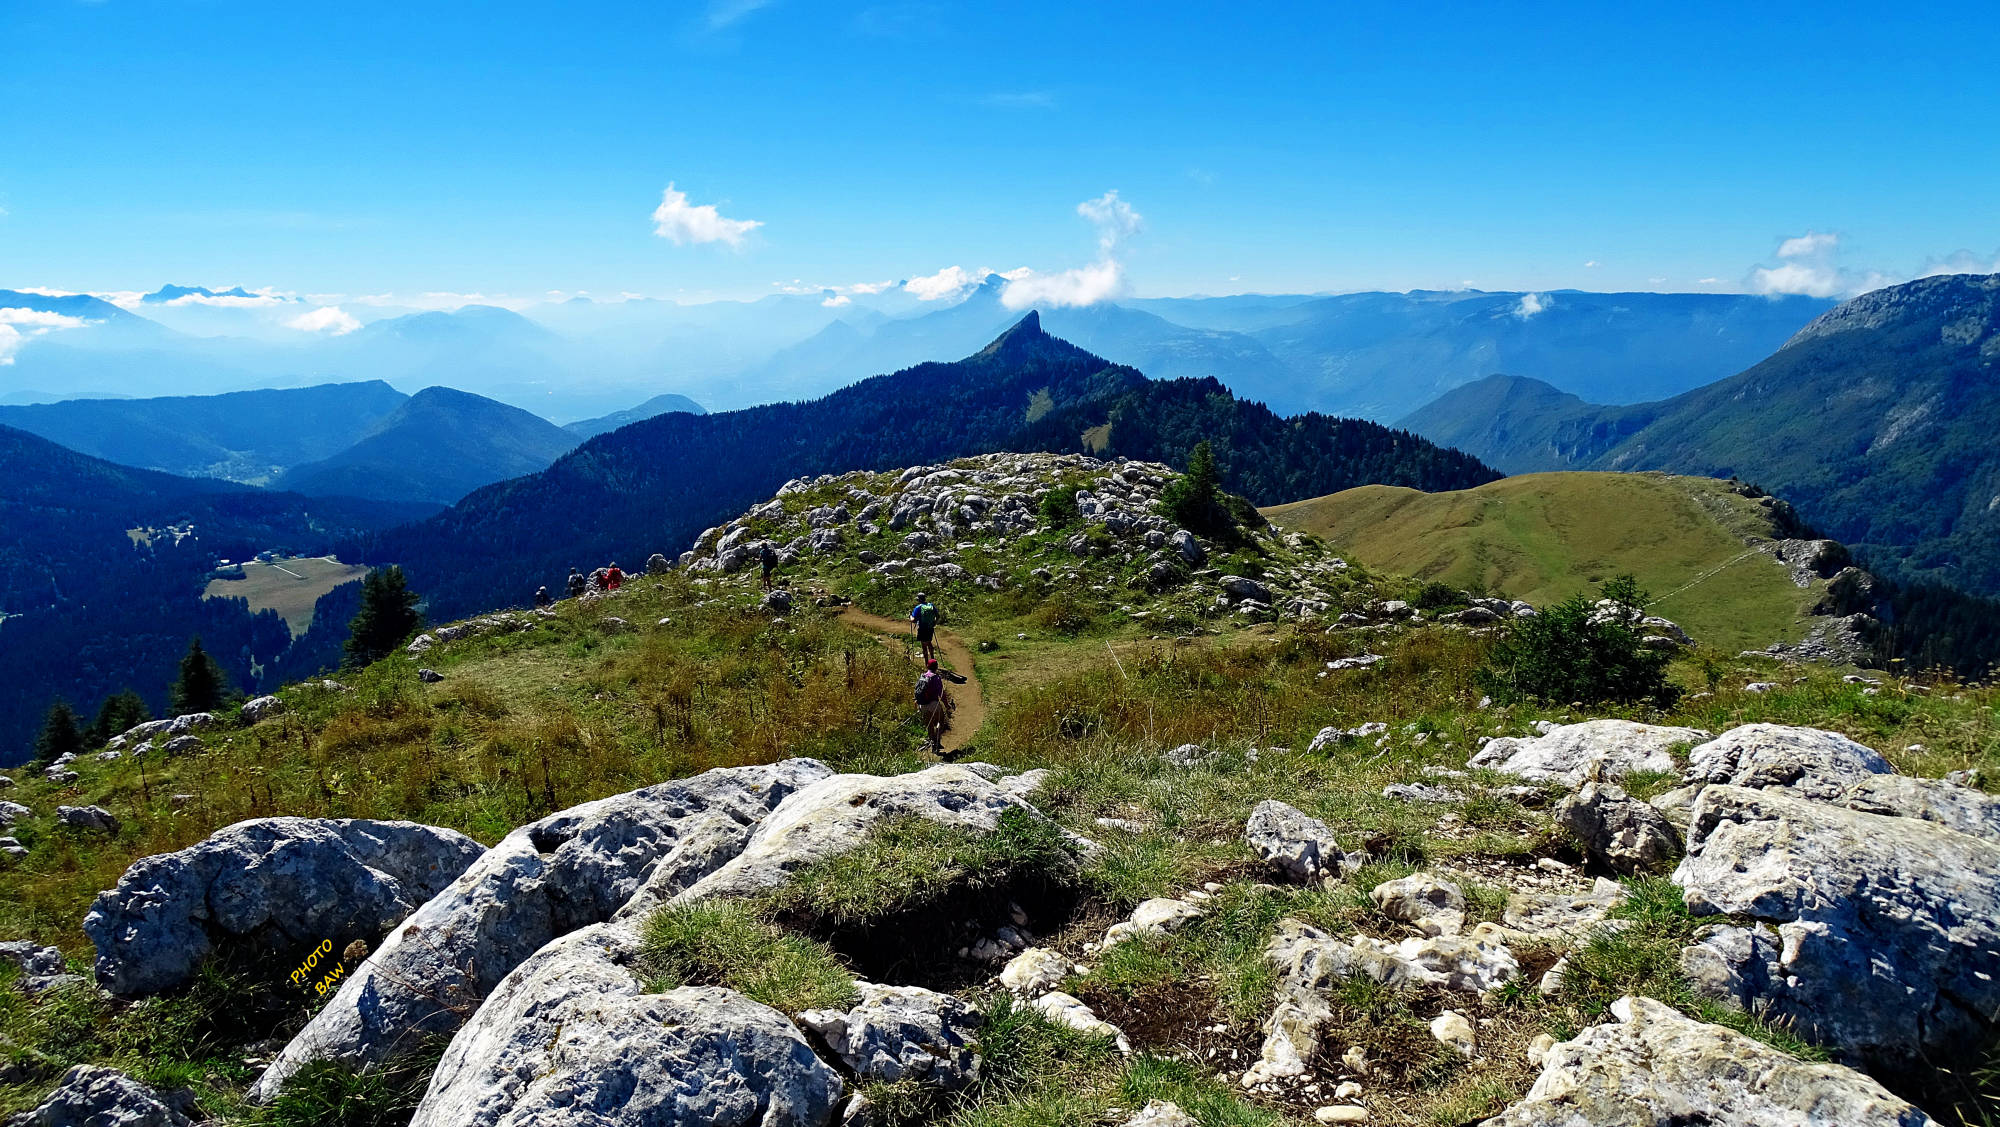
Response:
[837, 607, 987, 756]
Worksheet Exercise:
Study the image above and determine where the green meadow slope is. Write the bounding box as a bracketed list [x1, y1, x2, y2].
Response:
[1262, 471, 1826, 655]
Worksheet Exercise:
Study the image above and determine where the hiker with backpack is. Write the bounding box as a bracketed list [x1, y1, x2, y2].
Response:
[566, 568, 586, 600]
[913, 657, 969, 754]
[910, 592, 939, 664]
[533, 585, 552, 609]
[605, 562, 624, 591]
[759, 543, 780, 591]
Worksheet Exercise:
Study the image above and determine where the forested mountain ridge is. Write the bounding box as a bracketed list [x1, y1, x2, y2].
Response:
[351, 313, 1499, 621]
[1402, 274, 2000, 598]
[0, 424, 431, 759]
[0, 381, 410, 484]
[273, 386, 580, 505]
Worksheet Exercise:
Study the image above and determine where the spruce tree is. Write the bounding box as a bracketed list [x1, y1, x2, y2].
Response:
[33, 699, 84, 766]
[344, 566, 423, 669]
[87, 690, 150, 746]
[170, 638, 230, 715]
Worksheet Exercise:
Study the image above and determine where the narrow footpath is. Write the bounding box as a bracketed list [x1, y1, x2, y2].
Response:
[836, 607, 987, 756]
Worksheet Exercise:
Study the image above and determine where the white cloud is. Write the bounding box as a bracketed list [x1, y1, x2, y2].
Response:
[1748, 230, 1891, 298]
[999, 190, 1144, 311]
[1776, 231, 1838, 259]
[163, 290, 291, 308]
[1584, 260, 1600, 268]
[821, 294, 852, 308]
[1000, 259, 1123, 310]
[1076, 189, 1142, 253]
[845, 280, 896, 295]
[651, 183, 762, 248]
[1698, 277, 1721, 285]
[905, 265, 983, 301]
[0, 307, 94, 364]
[284, 306, 361, 335]
[1514, 293, 1550, 319]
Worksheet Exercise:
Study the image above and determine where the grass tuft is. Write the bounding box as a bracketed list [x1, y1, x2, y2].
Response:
[636, 901, 856, 1015]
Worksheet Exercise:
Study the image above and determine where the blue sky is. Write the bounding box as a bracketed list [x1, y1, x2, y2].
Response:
[4, 0, 1998, 306]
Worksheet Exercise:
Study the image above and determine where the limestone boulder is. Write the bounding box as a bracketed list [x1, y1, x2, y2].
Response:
[409, 924, 842, 1127]
[671, 764, 1084, 904]
[6, 1065, 194, 1127]
[251, 760, 832, 1100]
[1553, 781, 1681, 873]
[801, 982, 981, 1089]
[1482, 995, 1932, 1126]
[1672, 783, 2000, 1072]
[1370, 873, 1466, 937]
[84, 816, 483, 997]
[1468, 720, 1709, 786]
[1245, 800, 1341, 882]
[1682, 724, 1894, 801]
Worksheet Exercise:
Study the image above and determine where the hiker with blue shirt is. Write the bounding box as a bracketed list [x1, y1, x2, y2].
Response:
[910, 592, 939, 664]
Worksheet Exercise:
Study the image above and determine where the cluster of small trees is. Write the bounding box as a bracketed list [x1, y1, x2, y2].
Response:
[30, 566, 425, 764]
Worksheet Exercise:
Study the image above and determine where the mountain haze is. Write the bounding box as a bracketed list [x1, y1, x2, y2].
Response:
[563, 392, 708, 440]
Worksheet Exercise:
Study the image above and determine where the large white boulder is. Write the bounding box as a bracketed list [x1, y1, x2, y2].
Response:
[1468, 720, 1709, 786]
[410, 923, 843, 1127]
[1482, 995, 1932, 1126]
[83, 817, 483, 997]
[1683, 724, 1893, 801]
[1673, 783, 2000, 1072]
[251, 760, 833, 1101]
[1244, 800, 1342, 882]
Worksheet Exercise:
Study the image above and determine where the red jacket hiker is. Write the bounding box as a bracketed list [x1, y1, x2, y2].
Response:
[605, 564, 624, 591]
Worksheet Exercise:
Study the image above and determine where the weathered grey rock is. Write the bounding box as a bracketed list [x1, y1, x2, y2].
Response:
[7, 1065, 193, 1127]
[762, 589, 794, 614]
[416, 667, 444, 683]
[240, 695, 285, 724]
[85, 816, 483, 997]
[57, 805, 119, 834]
[1168, 529, 1205, 567]
[1679, 922, 1783, 1014]
[411, 924, 843, 1127]
[1497, 878, 1623, 941]
[160, 736, 202, 756]
[673, 764, 1082, 905]
[1104, 897, 1205, 944]
[0, 801, 29, 827]
[1122, 1100, 1197, 1127]
[1029, 991, 1131, 1052]
[1827, 771, 2000, 843]
[1429, 1009, 1476, 1057]
[1382, 782, 1458, 803]
[646, 552, 672, 574]
[1683, 724, 1892, 802]
[0, 940, 77, 993]
[1246, 800, 1341, 883]
[802, 982, 981, 1088]
[1468, 720, 1709, 786]
[997, 947, 1074, 995]
[1482, 995, 1932, 1126]
[1163, 743, 1210, 767]
[1267, 918, 1518, 995]
[251, 760, 832, 1100]
[1371, 874, 1465, 937]
[1672, 783, 2000, 1072]
[1553, 781, 1681, 873]
[1220, 575, 1272, 604]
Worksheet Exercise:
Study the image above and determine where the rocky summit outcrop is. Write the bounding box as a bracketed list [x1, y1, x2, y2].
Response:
[410, 924, 842, 1127]
[1483, 995, 1932, 1126]
[253, 759, 1067, 1108]
[1682, 722, 1892, 801]
[1672, 782, 2000, 1073]
[5, 1064, 195, 1127]
[250, 759, 833, 1100]
[84, 817, 484, 997]
[1468, 720, 1710, 786]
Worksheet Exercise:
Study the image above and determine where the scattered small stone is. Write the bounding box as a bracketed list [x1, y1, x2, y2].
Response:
[1430, 1009, 1476, 1057]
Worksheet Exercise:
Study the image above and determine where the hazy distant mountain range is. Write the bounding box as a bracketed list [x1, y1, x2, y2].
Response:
[0, 281, 1834, 423]
[1401, 273, 2000, 597]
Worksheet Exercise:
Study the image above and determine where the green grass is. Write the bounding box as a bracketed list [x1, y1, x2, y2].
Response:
[758, 808, 1082, 930]
[1263, 471, 1826, 655]
[636, 901, 856, 1015]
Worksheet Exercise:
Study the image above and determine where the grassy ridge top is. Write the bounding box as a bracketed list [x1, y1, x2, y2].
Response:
[1261, 471, 1822, 655]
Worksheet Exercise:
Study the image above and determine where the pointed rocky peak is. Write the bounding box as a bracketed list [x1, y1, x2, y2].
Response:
[975, 310, 1046, 358]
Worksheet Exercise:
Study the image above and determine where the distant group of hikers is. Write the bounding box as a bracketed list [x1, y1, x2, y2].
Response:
[533, 563, 625, 608]
[530, 552, 965, 755]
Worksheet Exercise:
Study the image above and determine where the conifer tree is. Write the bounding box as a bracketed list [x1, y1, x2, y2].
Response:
[170, 637, 231, 715]
[33, 699, 84, 766]
[86, 690, 150, 746]
[344, 566, 423, 669]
